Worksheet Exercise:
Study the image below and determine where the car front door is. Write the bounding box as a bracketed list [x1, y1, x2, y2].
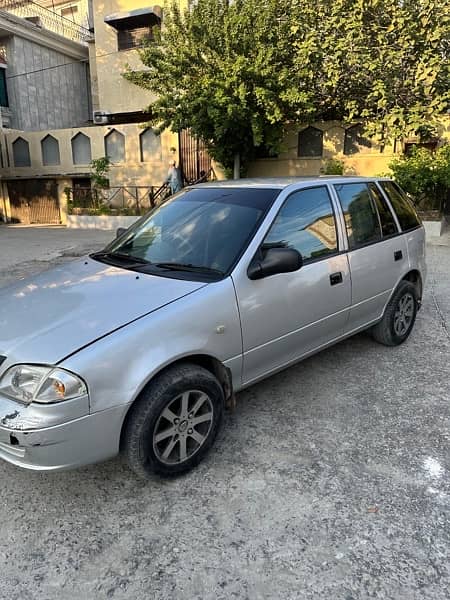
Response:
[332, 182, 408, 333]
[232, 185, 352, 386]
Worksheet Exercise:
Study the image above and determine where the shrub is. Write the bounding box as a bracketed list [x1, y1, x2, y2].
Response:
[388, 145, 450, 213]
[321, 159, 345, 175]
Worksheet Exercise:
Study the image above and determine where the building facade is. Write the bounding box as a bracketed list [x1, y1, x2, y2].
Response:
[0, 0, 449, 225]
[88, 0, 165, 117]
[0, 0, 181, 224]
[39, 0, 91, 29]
[2, 0, 90, 42]
[248, 119, 450, 179]
[0, 8, 91, 130]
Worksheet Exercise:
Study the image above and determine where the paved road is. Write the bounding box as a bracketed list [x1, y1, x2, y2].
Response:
[0, 226, 449, 600]
[0, 225, 113, 287]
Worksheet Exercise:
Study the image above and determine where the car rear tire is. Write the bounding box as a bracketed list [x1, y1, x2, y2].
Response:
[371, 280, 418, 346]
[122, 363, 224, 479]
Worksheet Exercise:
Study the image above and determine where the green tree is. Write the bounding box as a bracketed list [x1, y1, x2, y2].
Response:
[290, 0, 450, 141]
[126, 0, 450, 174]
[125, 0, 308, 176]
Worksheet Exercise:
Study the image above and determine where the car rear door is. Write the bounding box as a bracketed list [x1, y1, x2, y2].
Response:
[333, 181, 408, 333]
[232, 185, 351, 386]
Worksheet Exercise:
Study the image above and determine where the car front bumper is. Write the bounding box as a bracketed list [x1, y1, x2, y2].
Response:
[0, 393, 128, 471]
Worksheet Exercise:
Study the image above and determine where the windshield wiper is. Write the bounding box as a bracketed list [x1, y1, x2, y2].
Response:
[90, 251, 150, 265]
[154, 262, 224, 276]
[261, 241, 288, 250]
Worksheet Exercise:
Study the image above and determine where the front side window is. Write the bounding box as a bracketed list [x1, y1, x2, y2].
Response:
[379, 181, 421, 231]
[98, 187, 280, 279]
[264, 186, 338, 262]
[335, 183, 381, 249]
[368, 182, 398, 236]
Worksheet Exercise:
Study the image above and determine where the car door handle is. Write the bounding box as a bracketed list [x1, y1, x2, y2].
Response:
[329, 272, 343, 286]
[394, 250, 403, 261]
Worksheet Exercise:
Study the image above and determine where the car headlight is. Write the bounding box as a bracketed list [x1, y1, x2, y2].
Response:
[0, 365, 87, 404]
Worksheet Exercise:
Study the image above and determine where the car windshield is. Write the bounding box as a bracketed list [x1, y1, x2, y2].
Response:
[95, 187, 280, 279]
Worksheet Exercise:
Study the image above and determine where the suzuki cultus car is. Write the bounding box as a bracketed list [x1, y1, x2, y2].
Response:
[0, 178, 425, 478]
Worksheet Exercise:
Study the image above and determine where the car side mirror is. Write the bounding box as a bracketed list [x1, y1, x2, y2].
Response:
[116, 227, 127, 239]
[247, 247, 303, 280]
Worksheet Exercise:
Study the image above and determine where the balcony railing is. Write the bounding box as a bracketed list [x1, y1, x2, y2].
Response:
[0, 0, 90, 44]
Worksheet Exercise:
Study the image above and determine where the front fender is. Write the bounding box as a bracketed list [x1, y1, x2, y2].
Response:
[60, 278, 242, 415]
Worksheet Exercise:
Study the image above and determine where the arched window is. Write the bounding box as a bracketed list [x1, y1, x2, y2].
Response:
[71, 132, 92, 165]
[297, 126, 323, 158]
[104, 129, 125, 163]
[41, 134, 60, 166]
[140, 128, 161, 162]
[12, 137, 31, 167]
[344, 124, 371, 155]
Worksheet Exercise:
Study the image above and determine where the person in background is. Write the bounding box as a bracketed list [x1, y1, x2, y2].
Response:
[165, 160, 183, 195]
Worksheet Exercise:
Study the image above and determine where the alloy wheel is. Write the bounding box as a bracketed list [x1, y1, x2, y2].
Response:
[152, 390, 214, 465]
[393, 292, 415, 336]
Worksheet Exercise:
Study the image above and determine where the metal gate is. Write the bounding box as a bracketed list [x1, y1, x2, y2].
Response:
[178, 129, 211, 184]
[7, 179, 61, 224]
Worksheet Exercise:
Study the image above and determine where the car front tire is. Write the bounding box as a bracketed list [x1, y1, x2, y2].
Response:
[122, 363, 224, 479]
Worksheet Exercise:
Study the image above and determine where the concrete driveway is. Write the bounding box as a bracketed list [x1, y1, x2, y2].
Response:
[0, 225, 449, 600]
[0, 225, 113, 287]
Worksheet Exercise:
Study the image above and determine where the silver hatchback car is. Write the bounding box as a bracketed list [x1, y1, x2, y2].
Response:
[0, 177, 426, 478]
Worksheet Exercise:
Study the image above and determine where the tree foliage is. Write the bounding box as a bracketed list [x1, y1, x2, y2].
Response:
[389, 145, 450, 212]
[126, 0, 301, 172]
[291, 0, 450, 140]
[125, 0, 450, 172]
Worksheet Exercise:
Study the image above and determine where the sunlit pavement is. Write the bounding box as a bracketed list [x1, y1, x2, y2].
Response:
[0, 225, 113, 286]
[0, 225, 449, 600]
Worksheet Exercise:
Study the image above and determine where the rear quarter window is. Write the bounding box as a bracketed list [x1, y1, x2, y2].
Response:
[378, 181, 421, 232]
[368, 182, 398, 237]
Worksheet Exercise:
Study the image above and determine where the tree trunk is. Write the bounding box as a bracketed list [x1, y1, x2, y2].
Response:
[233, 153, 240, 179]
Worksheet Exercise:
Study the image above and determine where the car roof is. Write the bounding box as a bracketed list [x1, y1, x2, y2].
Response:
[191, 176, 390, 190]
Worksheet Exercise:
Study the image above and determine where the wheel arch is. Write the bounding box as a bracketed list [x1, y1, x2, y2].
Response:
[119, 354, 233, 451]
[378, 269, 423, 325]
[401, 269, 423, 304]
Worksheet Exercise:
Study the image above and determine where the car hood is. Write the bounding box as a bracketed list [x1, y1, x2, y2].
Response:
[0, 258, 206, 365]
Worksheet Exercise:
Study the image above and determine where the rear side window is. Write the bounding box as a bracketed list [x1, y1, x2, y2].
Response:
[379, 181, 421, 231]
[334, 183, 381, 249]
[368, 182, 398, 236]
[264, 186, 338, 262]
